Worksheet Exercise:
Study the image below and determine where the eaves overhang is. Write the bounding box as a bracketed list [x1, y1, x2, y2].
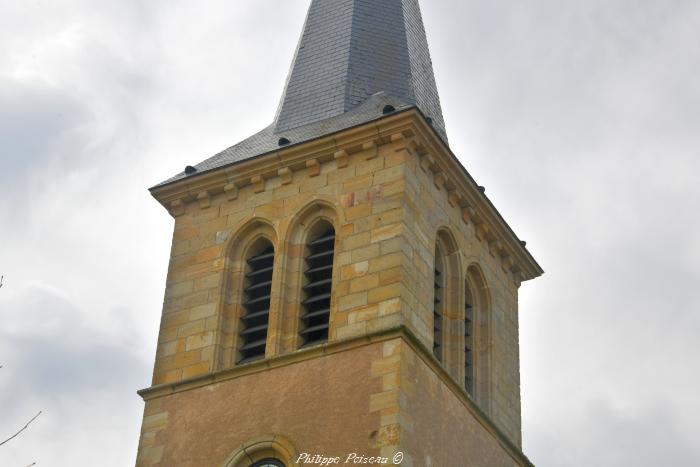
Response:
[150, 108, 543, 282]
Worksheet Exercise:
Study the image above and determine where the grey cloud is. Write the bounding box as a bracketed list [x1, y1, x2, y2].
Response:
[418, 1, 700, 465]
[0, 81, 87, 188]
[0, 283, 149, 415]
[0, 284, 149, 465]
[529, 400, 700, 467]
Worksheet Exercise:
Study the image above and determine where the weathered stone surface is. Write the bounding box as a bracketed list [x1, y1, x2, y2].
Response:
[140, 115, 532, 465]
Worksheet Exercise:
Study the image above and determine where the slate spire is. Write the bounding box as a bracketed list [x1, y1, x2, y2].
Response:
[274, 0, 447, 142]
[155, 0, 449, 187]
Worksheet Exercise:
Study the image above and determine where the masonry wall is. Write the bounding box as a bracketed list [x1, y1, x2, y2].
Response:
[397, 340, 527, 467]
[146, 119, 526, 453]
[152, 136, 412, 386]
[137, 341, 387, 466]
[397, 138, 524, 446]
[137, 337, 530, 467]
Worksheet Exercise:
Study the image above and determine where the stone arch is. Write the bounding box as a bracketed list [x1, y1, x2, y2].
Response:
[278, 200, 340, 353]
[216, 217, 280, 369]
[285, 198, 341, 244]
[222, 434, 300, 467]
[465, 262, 493, 414]
[434, 227, 463, 378]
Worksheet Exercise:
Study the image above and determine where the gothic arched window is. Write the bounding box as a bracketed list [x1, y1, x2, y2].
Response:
[238, 239, 275, 364]
[433, 229, 461, 373]
[300, 222, 335, 347]
[464, 264, 492, 411]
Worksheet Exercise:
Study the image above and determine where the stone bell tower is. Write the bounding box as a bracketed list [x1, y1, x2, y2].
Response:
[136, 1, 543, 466]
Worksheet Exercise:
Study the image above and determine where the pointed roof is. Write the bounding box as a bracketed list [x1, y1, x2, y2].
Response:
[275, 0, 446, 140]
[157, 0, 447, 187]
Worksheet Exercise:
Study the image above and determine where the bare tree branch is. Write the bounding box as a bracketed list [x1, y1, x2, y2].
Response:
[0, 412, 42, 447]
[0, 276, 40, 460]
[25, 463, 36, 467]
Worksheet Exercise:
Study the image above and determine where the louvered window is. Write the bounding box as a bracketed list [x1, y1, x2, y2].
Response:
[238, 243, 274, 364]
[433, 265, 443, 362]
[300, 226, 335, 347]
[465, 295, 475, 395]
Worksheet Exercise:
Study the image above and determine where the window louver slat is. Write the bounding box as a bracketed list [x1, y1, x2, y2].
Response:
[303, 278, 333, 290]
[238, 245, 274, 364]
[309, 234, 335, 246]
[245, 266, 274, 279]
[247, 252, 275, 264]
[240, 309, 269, 322]
[299, 323, 330, 335]
[240, 323, 269, 336]
[240, 338, 267, 352]
[305, 264, 334, 275]
[245, 280, 273, 292]
[300, 308, 330, 320]
[302, 292, 332, 305]
[300, 228, 335, 348]
[244, 293, 272, 306]
[306, 250, 335, 261]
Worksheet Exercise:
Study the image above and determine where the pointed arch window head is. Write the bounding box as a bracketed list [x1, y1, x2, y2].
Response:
[300, 223, 335, 348]
[238, 239, 275, 364]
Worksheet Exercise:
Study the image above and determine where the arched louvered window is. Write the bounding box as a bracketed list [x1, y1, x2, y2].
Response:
[465, 280, 475, 396]
[300, 224, 335, 347]
[433, 252, 444, 362]
[238, 241, 274, 364]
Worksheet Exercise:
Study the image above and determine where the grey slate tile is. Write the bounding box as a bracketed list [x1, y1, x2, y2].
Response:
[156, 0, 447, 188]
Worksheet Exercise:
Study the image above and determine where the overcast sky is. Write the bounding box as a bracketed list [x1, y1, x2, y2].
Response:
[1, 1, 698, 466]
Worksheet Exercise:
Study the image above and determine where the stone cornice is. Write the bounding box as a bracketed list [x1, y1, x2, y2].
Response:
[149, 109, 543, 281]
[137, 325, 535, 467]
[406, 112, 544, 282]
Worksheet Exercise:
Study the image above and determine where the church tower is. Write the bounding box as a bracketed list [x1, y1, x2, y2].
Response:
[136, 1, 543, 466]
